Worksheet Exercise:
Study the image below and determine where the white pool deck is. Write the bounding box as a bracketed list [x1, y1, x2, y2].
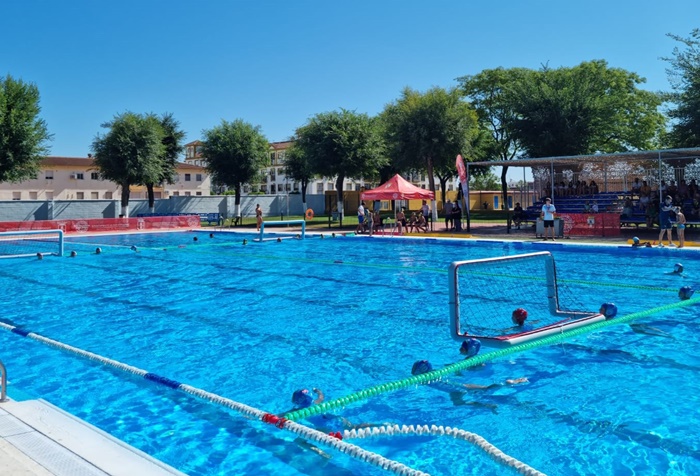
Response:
[0, 397, 185, 476]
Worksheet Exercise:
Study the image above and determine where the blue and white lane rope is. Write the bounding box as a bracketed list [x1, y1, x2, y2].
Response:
[0, 322, 428, 475]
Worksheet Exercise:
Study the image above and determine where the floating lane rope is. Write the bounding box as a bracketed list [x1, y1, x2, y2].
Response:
[0, 321, 426, 476]
[283, 296, 700, 421]
[346, 424, 546, 476]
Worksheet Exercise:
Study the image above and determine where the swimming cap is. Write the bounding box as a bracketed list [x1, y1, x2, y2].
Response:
[632, 237, 640, 244]
[679, 286, 694, 300]
[460, 338, 481, 358]
[411, 360, 433, 375]
[512, 308, 528, 326]
[291, 389, 314, 408]
[599, 302, 618, 319]
[674, 263, 683, 273]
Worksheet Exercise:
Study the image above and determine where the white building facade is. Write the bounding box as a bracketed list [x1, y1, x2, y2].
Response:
[0, 156, 211, 201]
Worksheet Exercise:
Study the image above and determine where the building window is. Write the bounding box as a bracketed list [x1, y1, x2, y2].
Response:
[185, 192, 191, 196]
[91, 172, 100, 180]
[271, 184, 276, 194]
[29, 192, 38, 200]
[45, 171, 54, 180]
[196, 191, 202, 196]
[316, 183, 324, 193]
[285, 183, 291, 192]
[91, 192, 99, 199]
[328, 183, 335, 191]
[185, 174, 191, 181]
[261, 185, 267, 193]
[76, 192, 84, 200]
[76, 172, 84, 180]
[346, 183, 352, 191]
[105, 192, 113, 199]
[173, 191, 180, 196]
[269, 168, 276, 181]
[196, 174, 202, 181]
[270, 152, 276, 165]
[243, 185, 249, 193]
[12, 192, 20, 200]
[186, 146, 194, 158]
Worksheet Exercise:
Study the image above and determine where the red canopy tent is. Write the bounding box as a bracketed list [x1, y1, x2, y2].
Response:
[360, 174, 434, 201]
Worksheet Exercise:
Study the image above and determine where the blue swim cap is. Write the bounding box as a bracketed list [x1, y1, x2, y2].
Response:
[679, 286, 694, 300]
[291, 389, 314, 408]
[411, 360, 433, 375]
[599, 302, 618, 319]
[674, 263, 683, 273]
[632, 236, 640, 244]
[460, 338, 481, 358]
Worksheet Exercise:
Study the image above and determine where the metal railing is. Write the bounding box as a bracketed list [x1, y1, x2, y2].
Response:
[0, 360, 7, 402]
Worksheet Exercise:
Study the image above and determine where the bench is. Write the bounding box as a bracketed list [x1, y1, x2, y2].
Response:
[199, 213, 223, 226]
[620, 215, 647, 228]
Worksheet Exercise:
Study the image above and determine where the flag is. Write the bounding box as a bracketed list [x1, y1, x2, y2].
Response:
[455, 154, 468, 194]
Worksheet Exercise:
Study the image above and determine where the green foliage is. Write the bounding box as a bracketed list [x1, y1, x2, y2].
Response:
[381, 86, 477, 193]
[201, 119, 269, 200]
[282, 142, 315, 201]
[469, 171, 500, 190]
[664, 29, 700, 148]
[156, 112, 185, 185]
[295, 108, 386, 193]
[92, 112, 166, 207]
[506, 61, 665, 157]
[458, 67, 531, 162]
[0, 75, 52, 183]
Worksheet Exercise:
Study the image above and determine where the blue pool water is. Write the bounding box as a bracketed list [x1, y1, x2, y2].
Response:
[1, 231, 699, 475]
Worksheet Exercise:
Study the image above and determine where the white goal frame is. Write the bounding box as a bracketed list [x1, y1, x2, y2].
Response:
[448, 251, 605, 347]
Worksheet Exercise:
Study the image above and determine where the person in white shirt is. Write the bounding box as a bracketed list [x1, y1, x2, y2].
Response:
[356, 201, 366, 233]
[540, 198, 557, 240]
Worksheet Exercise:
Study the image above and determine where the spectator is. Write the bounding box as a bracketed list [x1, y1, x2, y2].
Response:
[589, 180, 599, 195]
[452, 202, 462, 231]
[420, 200, 430, 230]
[631, 177, 642, 195]
[444, 199, 453, 231]
[512, 202, 525, 229]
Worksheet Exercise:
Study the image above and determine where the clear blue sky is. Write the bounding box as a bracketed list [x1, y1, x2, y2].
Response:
[2, 0, 699, 159]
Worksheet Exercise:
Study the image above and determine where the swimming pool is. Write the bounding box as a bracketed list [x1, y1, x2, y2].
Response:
[1, 231, 698, 475]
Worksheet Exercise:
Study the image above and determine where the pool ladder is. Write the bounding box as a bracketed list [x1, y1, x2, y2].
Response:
[0, 360, 7, 402]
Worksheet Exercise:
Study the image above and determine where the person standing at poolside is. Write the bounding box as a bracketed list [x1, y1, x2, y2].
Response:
[540, 198, 556, 240]
[356, 201, 366, 234]
[444, 199, 453, 231]
[658, 196, 675, 247]
[255, 204, 263, 231]
[675, 206, 686, 248]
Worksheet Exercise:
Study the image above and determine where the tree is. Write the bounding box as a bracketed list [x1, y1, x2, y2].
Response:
[507, 61, 665, 158]
[469, 172, 500, 191]
[0, 75, 52, 183]
[381, 87, 477, 215]
[144, 113, 185, 213]
[664, 29, 700, 148]
[92, 112, 165, 218]
[458, 68, 532, 227]
[201, 119, 269, 219]
[283, 142, 315, 215]
[294, 109, 386, 223]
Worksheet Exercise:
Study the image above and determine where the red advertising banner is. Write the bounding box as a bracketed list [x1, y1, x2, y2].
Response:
[0, 215, 200, 234]
[558, 213, 621, 237]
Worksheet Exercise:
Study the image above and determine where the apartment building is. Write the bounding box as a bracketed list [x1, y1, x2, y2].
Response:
[0, 156, 211, 200]
[183, 140, 459, 195]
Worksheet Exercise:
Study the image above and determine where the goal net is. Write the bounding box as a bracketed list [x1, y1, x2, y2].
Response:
[0, 230, 64, 258]
[448, 251, 604, 347]
[255, 220, 306, 242]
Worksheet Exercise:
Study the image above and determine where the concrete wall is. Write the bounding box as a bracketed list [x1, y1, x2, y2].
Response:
[0, 195, 327, 221]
